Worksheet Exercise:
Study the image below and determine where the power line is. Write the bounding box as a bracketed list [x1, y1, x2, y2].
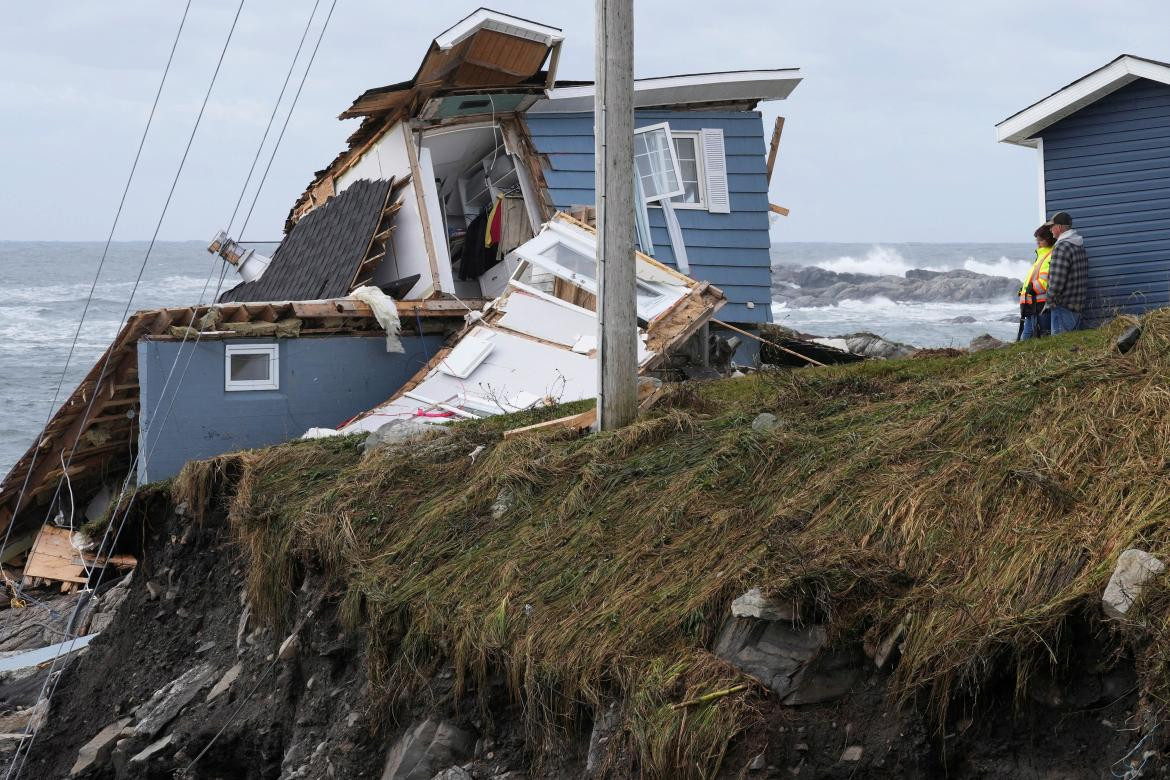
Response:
[2, 0, 250, 774]
[0, 0, 196, 581]
[5, 2, 342, 775]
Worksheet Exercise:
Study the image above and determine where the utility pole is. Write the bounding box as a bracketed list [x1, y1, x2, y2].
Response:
[594, 0, 637, 430]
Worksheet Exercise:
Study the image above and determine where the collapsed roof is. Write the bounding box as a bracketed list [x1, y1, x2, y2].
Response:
[288, 8, 564, 231]
[0, 298, 468, 534]
[221, 178, 406, 303]
[325, 213, 725, 433]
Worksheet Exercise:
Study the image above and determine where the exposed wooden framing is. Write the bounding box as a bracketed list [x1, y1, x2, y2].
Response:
[766, 116, 785, 184]
[351, 178, 406, 290]
[0, 297, 473, 532]
[402, 123, 444, 295]
[501, 118, 553, 227]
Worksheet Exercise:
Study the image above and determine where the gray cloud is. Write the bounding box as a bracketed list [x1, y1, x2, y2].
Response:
[1, 1, 1168, 243]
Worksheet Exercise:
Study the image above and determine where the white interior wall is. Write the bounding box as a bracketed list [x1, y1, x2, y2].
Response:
[334, 122, 441, 299]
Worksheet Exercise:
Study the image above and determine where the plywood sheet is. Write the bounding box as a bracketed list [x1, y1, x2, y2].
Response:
[23, 525, 88, 585]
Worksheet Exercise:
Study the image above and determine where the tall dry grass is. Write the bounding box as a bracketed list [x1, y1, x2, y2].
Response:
[174, 312, 1170, 777]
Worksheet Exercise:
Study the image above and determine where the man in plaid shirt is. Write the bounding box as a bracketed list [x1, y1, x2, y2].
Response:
[1043, 211, 1087, 334]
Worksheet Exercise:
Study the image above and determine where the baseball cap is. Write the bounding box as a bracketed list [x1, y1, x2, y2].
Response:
[1046, 211, 1072, 227]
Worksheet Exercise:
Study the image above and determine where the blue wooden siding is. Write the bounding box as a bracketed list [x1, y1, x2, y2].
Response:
[1041, 79, 1170, 320]
[524, 110, 773, 324]
[137, 333, 443, 483]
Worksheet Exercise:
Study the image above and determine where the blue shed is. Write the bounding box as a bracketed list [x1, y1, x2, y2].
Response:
[524, 71, 801, 328]
[997, 55, 1170, 321]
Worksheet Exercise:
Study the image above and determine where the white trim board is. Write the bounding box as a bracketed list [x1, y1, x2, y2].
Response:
[996, 55, 1170, 147]
[529, 70, 803, 113]
[435, 8, 564, 50]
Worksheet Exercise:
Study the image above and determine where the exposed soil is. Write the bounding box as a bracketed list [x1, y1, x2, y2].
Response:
[12, 504, 1162, 779]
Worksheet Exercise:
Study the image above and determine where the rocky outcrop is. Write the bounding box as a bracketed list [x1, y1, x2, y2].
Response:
[381, 719, 474, 780]
[772, 265, 1018, 307]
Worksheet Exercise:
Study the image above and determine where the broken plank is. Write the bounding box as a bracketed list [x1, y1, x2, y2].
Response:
[503, 408, 597, 439]
[769, 203, 790, 217]
[766, 116, 785, 184]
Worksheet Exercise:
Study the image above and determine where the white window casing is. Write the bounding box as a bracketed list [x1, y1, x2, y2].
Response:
[225, 344, 279, 392]
[510, 220, 688, 321]
[669, 132, 706, 209]
[633, 123, 686, 202]
[700, 127, 731, 213]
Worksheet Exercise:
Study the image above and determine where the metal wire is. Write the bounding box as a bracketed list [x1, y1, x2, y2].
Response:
[2, 0, 250, 774]
[0, 0, 195, 596]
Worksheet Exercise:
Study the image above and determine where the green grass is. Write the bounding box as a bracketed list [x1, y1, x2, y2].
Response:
[174, 312, 1170, 777]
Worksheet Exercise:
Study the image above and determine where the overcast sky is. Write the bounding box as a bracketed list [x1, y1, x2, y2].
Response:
[1, 1, 1168, 244]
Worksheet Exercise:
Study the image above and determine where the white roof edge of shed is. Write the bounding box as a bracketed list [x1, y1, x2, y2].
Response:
[434, 8, 565, 50]
[996, 55, 1170, 147]
[528, 69, 803, 113]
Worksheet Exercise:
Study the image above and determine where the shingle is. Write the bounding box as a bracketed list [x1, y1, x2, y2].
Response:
[219, 178, 392, 303]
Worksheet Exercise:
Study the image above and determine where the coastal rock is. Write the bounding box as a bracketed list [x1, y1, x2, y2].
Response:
[71, 717, 132, 777]
[364, 419, 449, 453]
[771, 265, 1019, 308]
[816, 333, 916, 360]
[751, 413, 780, 433]
[968, 333, 1008, 352]
[714, 618, 860, 703]
[132, 663, 217, 740]
[382, 719, 474, 780]
[1103, 549, 1165, 619]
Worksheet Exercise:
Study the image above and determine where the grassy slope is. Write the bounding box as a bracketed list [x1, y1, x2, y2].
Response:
[174, 312, 1170, 778]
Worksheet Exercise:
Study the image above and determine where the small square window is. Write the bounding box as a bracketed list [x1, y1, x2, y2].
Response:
[224, 344, 279, 391]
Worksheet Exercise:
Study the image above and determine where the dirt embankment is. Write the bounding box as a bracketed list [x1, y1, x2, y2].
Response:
[19, 503, 1148, 779]
[17, 311, 1170, 778]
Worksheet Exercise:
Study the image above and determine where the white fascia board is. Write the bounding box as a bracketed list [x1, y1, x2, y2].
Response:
[435, 8, 564, 50]
[529, 70, 803, 113]
[995, 56, 1170, 146]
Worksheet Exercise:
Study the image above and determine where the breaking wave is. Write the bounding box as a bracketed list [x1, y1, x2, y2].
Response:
[811, 245, 1031, 281]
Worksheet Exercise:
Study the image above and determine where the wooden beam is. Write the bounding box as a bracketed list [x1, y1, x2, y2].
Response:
[766, 116, 785, 185]
[503, 408, 597, 439]
[402, 123, 444, 295]
[769, 203, 790, 217]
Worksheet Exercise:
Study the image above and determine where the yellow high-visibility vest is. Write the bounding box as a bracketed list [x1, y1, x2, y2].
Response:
[1019, 246, 1052, 305]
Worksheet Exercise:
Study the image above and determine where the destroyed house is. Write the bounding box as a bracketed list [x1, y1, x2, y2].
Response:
[286, 8, 800, 343]
[997, 55, 1170, 321]
[0, 7, 794, 546]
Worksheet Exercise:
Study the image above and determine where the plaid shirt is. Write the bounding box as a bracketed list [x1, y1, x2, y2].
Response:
[1046, 231, 1088, 312]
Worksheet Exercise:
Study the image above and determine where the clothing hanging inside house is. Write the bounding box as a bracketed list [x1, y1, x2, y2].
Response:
[459, 205, 498, 280]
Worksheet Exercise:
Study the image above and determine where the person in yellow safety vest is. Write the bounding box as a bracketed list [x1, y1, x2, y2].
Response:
[1018, 224, 1054, 341]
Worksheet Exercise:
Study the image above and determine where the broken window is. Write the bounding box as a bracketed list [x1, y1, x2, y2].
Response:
[225, 344, 279, 391]
[633, 123, 685, 203]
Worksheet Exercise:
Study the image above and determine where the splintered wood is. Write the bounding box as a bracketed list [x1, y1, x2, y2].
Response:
[21, 524, 137, 590]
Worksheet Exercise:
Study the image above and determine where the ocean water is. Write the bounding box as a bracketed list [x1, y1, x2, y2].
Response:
[0, 241, 1034, 475]
[0, 241, 223, 476]
[770, 242, 1033, 347]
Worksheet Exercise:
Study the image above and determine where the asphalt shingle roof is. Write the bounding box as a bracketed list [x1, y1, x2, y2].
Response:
[219, 178, 391, 303]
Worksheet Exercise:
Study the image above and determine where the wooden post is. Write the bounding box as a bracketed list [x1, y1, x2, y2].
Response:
[594, 0, 638, 431]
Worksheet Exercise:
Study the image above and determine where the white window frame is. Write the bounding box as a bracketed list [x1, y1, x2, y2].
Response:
[509, 221, 689, 321]
[668, 131, 707, 210]
[224, 343, 279, 392]
[633, 122, 686, 203]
